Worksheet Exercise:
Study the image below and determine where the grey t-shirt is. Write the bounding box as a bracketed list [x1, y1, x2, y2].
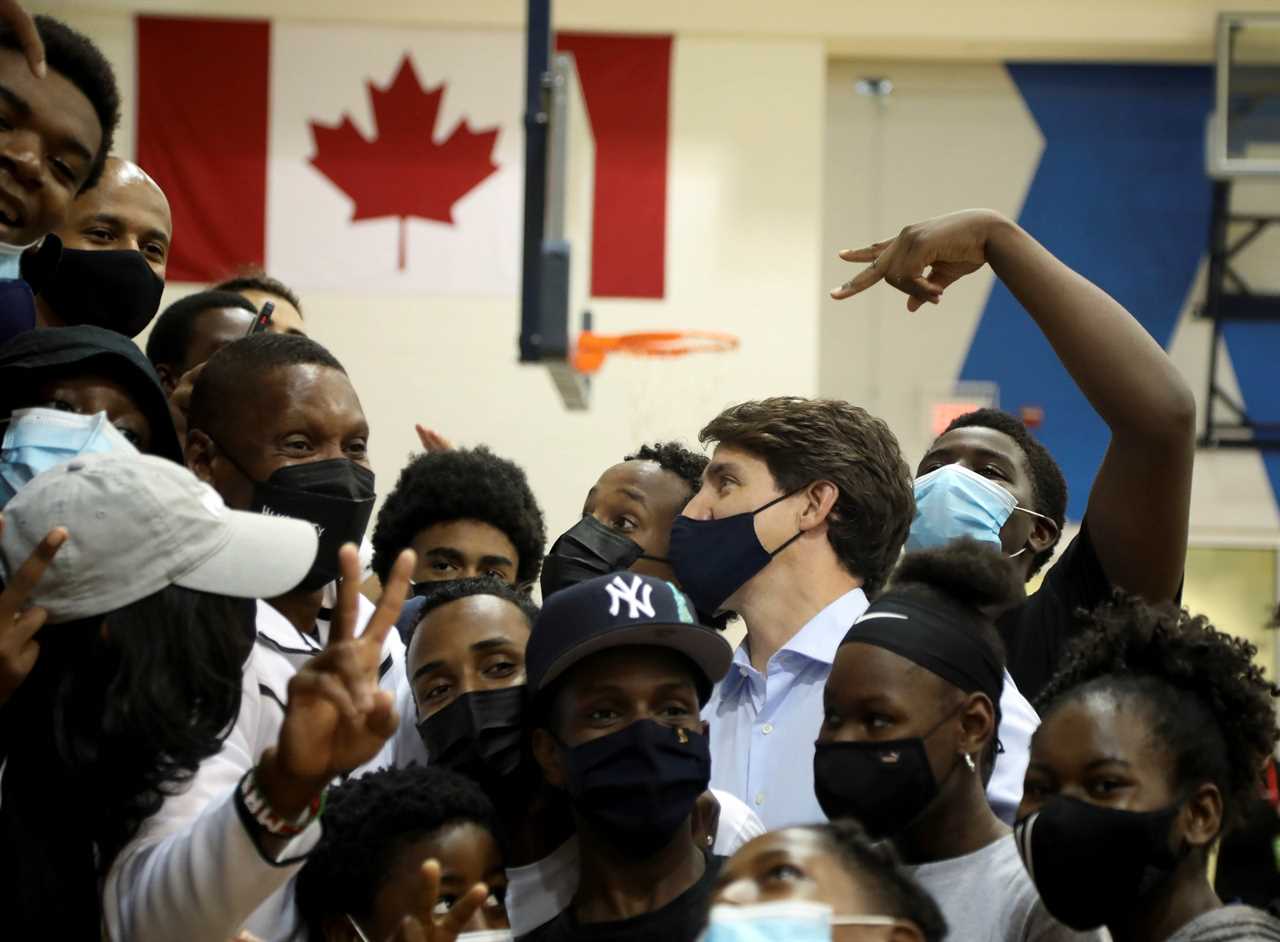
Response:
[1166, 904, 1280, 941]
[908, 834, 1105, 942]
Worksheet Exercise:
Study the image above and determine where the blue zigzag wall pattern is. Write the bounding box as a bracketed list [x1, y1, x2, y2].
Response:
[961, 64, 1221, 520]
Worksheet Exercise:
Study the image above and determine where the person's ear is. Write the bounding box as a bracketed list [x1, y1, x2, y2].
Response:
[1181, 782, 1225, 850]
[1026, 513, 1059, 557]
[690, 789, 721, 851]
[956, 692, 996, 760]
[531, 726, 568, 788]
[799, 480, 840, 531]
[886, 921, 926, 942]
[155, 362, 178, 395]
[185, 427, 216, 481]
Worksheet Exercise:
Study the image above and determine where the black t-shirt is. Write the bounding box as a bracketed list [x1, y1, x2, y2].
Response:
[997, 519, 1112, 705]
[518, 854, 724, 942]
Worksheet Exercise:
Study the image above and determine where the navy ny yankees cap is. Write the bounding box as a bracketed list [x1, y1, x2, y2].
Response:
[526, 572, 732, 707]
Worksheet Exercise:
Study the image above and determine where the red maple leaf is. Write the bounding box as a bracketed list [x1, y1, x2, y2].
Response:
[308, 55, 500, 271]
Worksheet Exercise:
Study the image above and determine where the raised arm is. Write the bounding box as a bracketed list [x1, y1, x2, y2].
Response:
[833, 209, 1194, 600]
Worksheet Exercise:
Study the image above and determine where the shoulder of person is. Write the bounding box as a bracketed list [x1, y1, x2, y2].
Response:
[1168, 905, 1280, 941]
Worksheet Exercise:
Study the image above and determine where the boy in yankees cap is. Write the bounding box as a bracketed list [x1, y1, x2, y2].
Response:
[522, 572, 732, 942]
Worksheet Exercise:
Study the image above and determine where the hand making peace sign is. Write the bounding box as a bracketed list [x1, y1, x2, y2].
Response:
[256, 543, 417, 819]
[381, 859, 492, 942]
[0, 515, 66, 707]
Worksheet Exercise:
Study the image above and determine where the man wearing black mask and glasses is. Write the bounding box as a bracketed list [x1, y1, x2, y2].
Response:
[521, 572, 733, 942]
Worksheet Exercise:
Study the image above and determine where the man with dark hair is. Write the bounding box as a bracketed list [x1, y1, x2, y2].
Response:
[0, 14, 121, 343]
[401, 574, 763, 938]
[177, 331, 414, 937]
[524, 573, 734, 942]
[668, 398, 914, 829]
[835, 209, 1196, 702]
[145, 289, 257, 392]
[670, 398, 1040, 827]
[213, 268, 306, 336]
[371, 446, 547, 591]
[541, 441, 708, 598]
[30, 156, 170, 337]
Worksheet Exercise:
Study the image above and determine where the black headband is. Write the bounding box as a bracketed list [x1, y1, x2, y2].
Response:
[840, 593, 1004, 704]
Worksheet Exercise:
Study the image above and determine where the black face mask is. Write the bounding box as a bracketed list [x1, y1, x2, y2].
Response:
[540, 515, 670, 600]
[668, 491, 803, 615]
[560, 719, 710, 856]
[417, 686, 527, 787]
[812, 706, 962, 838]
[33, 247, 165, 339]
[218, 449, 377, 592]
[1015, 796, 1184, 931]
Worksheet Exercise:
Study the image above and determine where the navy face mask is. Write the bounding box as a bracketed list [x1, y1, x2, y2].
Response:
[668, 491, 803, 615]
[560, 719, 711, 856]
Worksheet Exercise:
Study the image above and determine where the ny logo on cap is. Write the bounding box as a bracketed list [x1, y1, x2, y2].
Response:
[605, 574, 655, 620]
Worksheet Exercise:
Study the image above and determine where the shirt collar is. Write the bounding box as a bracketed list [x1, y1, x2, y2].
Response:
[723, 587, 870, 686]
[255, 598, 323, 655]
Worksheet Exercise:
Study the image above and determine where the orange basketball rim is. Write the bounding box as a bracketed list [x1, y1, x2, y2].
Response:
[571, 329, 740, 375]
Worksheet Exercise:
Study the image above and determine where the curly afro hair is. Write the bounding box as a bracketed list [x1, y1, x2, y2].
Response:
[624, 442, 707, 506]
[294, 766, 502, 940]
[1037, 592, 1280, 833]
[371, 447, 546, 586]
[941, 408, 1067, 579]
[801, 820, 948, 942]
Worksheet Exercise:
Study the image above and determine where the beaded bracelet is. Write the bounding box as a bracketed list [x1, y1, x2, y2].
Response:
[238, 765, 326, 839]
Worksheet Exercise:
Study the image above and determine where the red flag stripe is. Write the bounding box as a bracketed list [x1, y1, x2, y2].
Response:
[556, 33, 671, 300]
[136, 15, 270, 283]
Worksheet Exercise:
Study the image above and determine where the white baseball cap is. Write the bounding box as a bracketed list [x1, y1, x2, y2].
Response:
[0, 452, 320, 623]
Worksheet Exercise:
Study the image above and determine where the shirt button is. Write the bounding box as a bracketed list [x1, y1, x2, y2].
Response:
[754, 792, 765, 806]
[761, 723, 774, 735]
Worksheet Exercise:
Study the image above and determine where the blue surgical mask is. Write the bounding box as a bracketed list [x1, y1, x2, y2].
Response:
[700, 902, 899, 941]
[0, 407, 139, 506]
[907, 463, 1048, 555]
[0, 237, 37, 281]
[669, 491, 803, 615]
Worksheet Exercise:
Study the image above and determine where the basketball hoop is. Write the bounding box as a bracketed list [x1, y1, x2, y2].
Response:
[571, 330, 740, 375]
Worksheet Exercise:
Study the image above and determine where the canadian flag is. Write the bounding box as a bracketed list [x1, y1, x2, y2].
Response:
[136, 16, 670, 298]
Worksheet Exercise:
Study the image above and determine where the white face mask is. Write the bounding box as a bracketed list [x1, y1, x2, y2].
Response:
[700, 901, 899, 941]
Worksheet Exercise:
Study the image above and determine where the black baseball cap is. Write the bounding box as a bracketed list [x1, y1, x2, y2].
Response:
[0, 325, 183, 463]
[526, 572, 732, 708]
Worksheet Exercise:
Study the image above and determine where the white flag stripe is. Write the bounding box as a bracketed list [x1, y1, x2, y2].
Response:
[265, 23, 523, 296]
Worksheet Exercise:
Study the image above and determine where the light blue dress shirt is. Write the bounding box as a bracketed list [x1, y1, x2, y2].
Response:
[704, 588, 871, 829]
[704, 587, 1038, 830]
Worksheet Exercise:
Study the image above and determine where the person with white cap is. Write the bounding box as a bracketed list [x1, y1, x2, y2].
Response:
[0, 451, 415, 941]
[0, 453, 281, 931]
